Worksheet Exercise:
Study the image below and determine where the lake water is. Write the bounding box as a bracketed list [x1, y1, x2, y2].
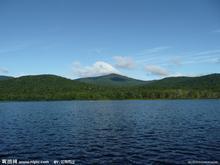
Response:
[0, 100, 220, 164]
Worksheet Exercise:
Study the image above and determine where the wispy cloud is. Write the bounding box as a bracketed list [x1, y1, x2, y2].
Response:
[194, 49, 220, 56]
[192, 56, 220, 63]
[215, 58, 220, 64]
[0, 67, 9, 74]
[136, 46, 171, 63]
[168, 72, 205, 77]
[136, 47, 220, 67]
[170, 57, 182, 66]
[145, 65, 169, 77]
[161, 49, 220, 66]
[72, 61, 120, 78]
[0, 44, 31, 54]
[212, 29, 220, 33]
[177, 50, 220, 65]
[144, 64, 205, 78]
[141, 46, 171, 54]
[135, 47, 220, 69]
[113, 56, 135, 69]
[88, 48, 104, 55]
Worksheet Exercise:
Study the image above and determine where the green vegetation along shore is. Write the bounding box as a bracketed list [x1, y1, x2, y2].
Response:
[0, 73, 219, 100]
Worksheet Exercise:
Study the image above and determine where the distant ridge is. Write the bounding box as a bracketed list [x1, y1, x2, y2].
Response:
[76, 73, 148, 86]
[0, 75, 14, 80]
[0, 73, 219, 100]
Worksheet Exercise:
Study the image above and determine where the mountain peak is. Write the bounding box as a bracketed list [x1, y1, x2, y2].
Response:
[77, 73, 146, 86]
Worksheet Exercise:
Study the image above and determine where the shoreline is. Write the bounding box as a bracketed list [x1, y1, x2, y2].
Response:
[0, 98, 219, 102]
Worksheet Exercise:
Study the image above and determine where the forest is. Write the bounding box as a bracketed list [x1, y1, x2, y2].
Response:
[0, 73, 219, 100]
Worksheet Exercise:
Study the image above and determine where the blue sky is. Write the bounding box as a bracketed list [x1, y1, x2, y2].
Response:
[0, 0, 220, 80]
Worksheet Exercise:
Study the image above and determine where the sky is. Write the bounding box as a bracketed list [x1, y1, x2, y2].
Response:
[0, 0, 220, 80]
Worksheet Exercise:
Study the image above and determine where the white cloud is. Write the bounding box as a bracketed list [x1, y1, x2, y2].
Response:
[145, 65, 169, 77]
[113, 56, 135, 69]
[73, 61, 120, 78]
[0, 67, 9, 74]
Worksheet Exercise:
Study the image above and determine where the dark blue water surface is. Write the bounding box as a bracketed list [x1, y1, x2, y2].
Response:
[0, 100, 220, 164]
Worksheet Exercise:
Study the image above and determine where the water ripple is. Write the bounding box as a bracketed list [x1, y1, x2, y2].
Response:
[0, 100, 219, 164]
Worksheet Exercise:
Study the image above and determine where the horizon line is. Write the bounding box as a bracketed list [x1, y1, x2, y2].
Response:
[1, 72, 219, 82]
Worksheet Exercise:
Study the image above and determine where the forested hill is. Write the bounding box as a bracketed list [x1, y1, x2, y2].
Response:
[142, 73, 220, 89]
[135, 74, 220, 99]
[0, 75, 110, 100]
[0, 74, 219, 100]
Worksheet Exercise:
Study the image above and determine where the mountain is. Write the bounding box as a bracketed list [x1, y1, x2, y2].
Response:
[76, 73, 148, 86]
[0, 73, 219, 100]
[0, 76, 13, 80]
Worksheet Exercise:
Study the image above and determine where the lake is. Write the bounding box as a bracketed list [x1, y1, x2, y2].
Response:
[0, 100, 220, 164]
